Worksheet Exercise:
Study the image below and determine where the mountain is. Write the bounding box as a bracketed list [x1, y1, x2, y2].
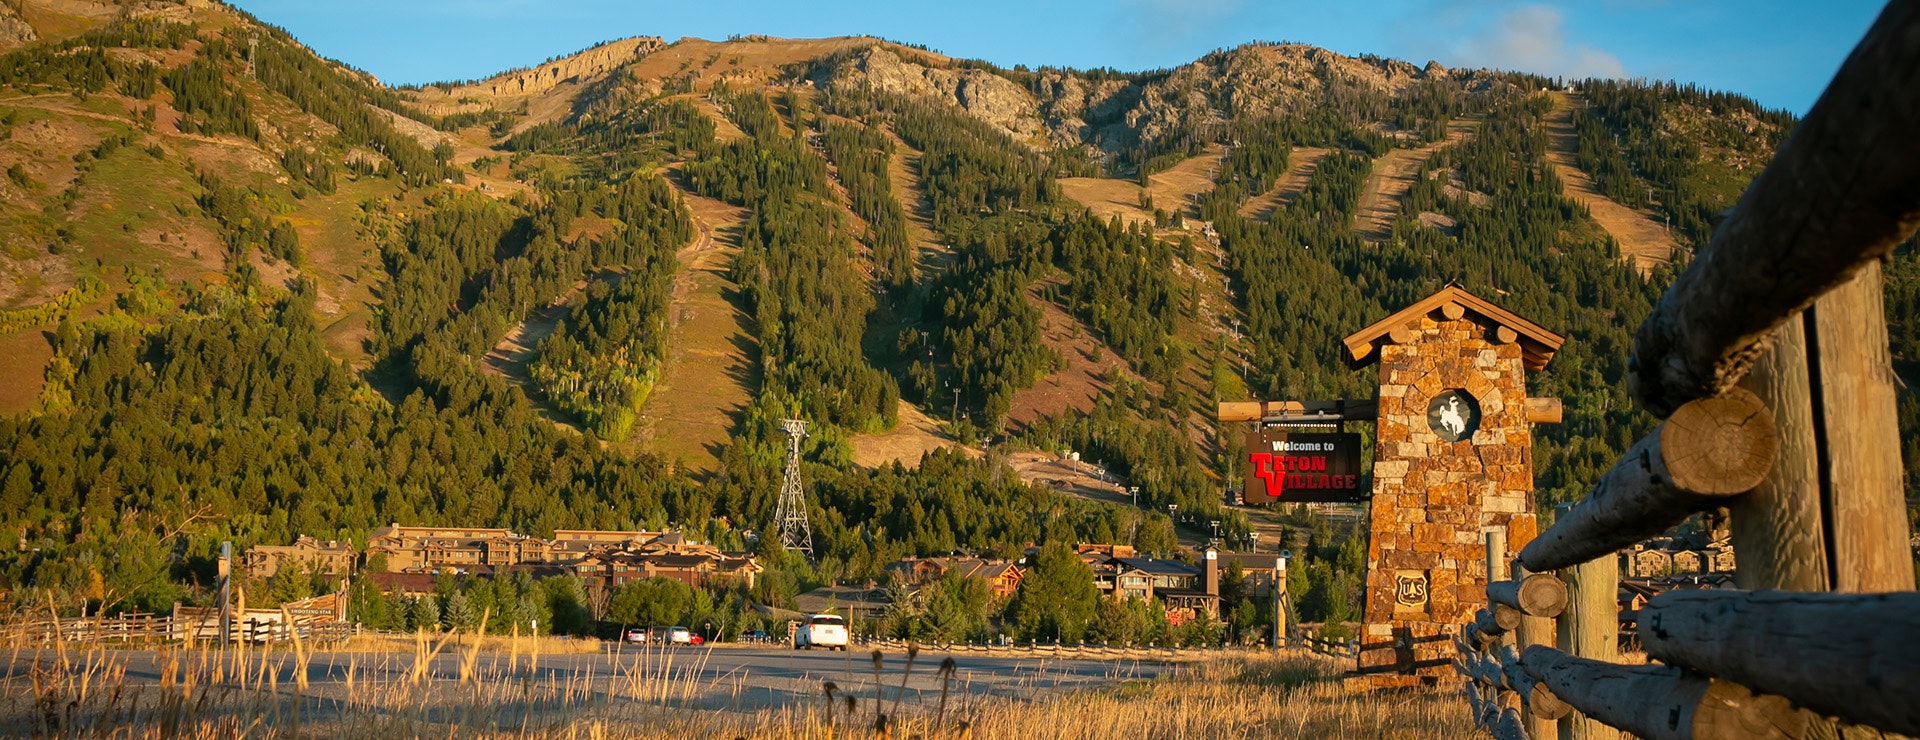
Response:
[3, 0, 1905, 617]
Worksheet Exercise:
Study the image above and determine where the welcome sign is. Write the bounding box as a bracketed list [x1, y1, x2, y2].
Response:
[1242, 430, 1366, 504]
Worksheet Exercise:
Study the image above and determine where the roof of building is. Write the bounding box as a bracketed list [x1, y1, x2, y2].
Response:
[551, 529, 665, 541]
[365, 572, 438, 593]
[1113, 558, 1201, 577]
[1214, 551, 1287, 572]
[1341, 284, 1565, 371]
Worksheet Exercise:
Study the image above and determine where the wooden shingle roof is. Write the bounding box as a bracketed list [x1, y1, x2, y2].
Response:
[1341, 285, 1566, 371]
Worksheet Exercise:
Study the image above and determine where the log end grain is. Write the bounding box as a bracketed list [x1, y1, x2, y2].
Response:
[1661, 387, 1778, 495]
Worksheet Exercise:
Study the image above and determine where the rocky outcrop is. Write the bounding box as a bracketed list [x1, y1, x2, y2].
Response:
[1017, 44, 1457, 160]
[370, 105, 451, 151]
[455, 36, 665, 99]
[827, 48, 1045, 143]
[1031, 73, 1136, 151]
[0, 3, 37, 54]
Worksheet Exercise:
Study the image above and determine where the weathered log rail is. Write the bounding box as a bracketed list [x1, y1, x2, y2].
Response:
[1624, 0, 1920, 418]
[1454, 0, 1920, 736]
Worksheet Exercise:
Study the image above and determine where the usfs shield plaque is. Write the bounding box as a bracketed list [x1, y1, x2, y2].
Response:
[1393, 570, 1430, 612]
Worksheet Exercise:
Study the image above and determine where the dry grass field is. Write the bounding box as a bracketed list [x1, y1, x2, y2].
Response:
[1057, 146, 1225, 231]
[880, 128, 952, 274]
[2, 633, 1474, 739]
[848, 400, 973, 469]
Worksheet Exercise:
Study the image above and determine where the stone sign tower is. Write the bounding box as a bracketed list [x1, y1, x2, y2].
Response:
[1340, 285, 1564, 683]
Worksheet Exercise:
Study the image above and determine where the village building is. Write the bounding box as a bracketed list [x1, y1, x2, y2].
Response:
[246, 535, 356, 579]
[363, 525, 553, 572]
[1213, 551, 1289, 598]
[256, 525, 760, 600]
[572, 544, 762, 592]
[549, 529, 680, 560]
[1087, 548, 1221, 622]
[1619, 538, 1736, 578]
[882, 556, 1025, 597]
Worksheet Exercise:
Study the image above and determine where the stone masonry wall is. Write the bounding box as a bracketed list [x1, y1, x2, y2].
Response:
[1357, 312, 1538, 677]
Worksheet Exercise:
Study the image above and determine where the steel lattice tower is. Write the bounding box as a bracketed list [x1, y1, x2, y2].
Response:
[774, 419, 814, 557]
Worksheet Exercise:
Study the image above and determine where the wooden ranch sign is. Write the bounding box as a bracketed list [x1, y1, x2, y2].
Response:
[1242, 430, 1365, 503]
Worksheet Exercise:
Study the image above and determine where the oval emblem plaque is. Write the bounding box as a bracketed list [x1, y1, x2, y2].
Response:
[1426, 389, 1480, 442]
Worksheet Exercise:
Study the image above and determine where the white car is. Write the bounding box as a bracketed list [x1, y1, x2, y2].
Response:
[794, 614, 848, 651]
[665, 626, 693, 645]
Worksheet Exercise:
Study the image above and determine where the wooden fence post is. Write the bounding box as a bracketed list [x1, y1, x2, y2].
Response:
[1732, 318, 1830, 591]
[218, 541, 232, 647]
[1514, 559, 1557, 740]
[1485, 530, 1508, 648]
[1809, 263, 1915, 592]
[1557, 555, 1619, 740]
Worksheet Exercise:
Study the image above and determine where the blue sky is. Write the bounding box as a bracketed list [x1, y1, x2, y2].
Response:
[230, 0, 1884, 114]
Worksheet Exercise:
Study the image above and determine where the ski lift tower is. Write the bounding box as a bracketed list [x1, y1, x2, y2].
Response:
[774, 419, 815, 557]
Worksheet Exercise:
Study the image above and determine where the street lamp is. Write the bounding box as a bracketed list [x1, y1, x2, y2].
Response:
[1129, 486, 1139, 507]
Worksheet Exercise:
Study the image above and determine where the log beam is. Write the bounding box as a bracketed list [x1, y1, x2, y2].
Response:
[1463, 620, 1498, 651]
[1638, 589, 1920, 736]
[1518, 389, 1775, 572]
[1215, 399, 1379, 423]
[1625, 0, 1920, 417]
[1520, 646, 1709, 740]
[1473, 606, 1512, 638]
[1493, 708, 1529, 740]
[1524, 397, 1563, 424]
[1487, 573, 1568, 618]
[1484, 645, 1572, 721]
[1493, 603, 1522, 632]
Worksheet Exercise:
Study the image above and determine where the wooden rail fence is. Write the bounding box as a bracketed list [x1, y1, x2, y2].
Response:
[1457, 1, 1920, 737]
[2, 614, 358, 646]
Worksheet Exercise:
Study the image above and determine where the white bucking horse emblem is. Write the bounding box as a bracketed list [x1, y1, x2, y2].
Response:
[1437, 396, 1467, 437]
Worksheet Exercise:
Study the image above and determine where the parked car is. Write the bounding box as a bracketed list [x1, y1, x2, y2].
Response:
[689, 634, 705, 646]
[624, 628, 649, 644]
[666, 626, 694, 645]
[744, 629, 770, 643]
[793, 614, 849, 651]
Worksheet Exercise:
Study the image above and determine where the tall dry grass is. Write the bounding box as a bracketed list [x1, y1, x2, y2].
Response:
[1, 625, 1475, 739]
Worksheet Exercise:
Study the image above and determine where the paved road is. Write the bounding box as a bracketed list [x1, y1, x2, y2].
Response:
[2, 644, 1171, 717]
